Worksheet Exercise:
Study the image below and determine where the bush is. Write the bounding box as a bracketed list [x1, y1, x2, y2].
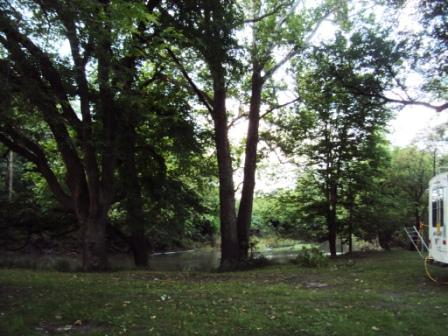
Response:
[292, 247, 328, 268]
[53, 258, 72, 272]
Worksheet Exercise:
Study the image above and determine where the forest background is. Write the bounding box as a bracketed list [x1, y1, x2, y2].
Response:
[0, 0, 447, 270]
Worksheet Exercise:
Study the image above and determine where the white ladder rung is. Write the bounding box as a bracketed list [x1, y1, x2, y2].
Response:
[403, 226, 429, 258]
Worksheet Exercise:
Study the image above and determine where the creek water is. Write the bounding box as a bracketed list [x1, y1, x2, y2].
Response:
[0, 241, 350, 271]
[110, 242, 347, 272]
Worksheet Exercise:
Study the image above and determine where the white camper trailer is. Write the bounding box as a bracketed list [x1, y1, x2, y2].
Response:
[428, 172, 448, 266]
[428, 171, 448, 265]
[403, 171, 448, 281]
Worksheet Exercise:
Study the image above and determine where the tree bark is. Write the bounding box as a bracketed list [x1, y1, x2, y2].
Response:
[348, 217, 353, 254]
[415, 208, 421, 229]
[327, 208, 337, 257]
[327, 185, 338, 257]
[347, 196, 354, 254]
[129, 234, 149, 267]
[7, 150, 13, 201]
[237, 68, 263, 260]
[82, 205, 109, 271]
[120, 122, 149, 267]
[211, 68, 239, 267]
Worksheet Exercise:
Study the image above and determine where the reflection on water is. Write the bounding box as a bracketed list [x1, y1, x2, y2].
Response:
[110, 242, 344, 272]
[149, 249, 221, 272]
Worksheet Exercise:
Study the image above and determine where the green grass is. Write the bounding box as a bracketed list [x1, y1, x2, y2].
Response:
[1, 250, 448, 335]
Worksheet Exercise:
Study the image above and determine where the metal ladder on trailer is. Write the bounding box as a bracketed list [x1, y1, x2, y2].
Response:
[403, 226, 429, 258]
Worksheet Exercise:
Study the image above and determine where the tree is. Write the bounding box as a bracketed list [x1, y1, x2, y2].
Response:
[412, 0, 447, 105]
[161, 0, 349, 264]
[0, 0, 161, 270]
[159, 0, 242, 266]
[388, 147, 433, 228]
[336, 0, 448, 112]
[340, 132, 390, 253]
[351, 146, 433, 250]
[237, 0, 446, 258]
[235, 0, 348, 259]
[270, 27, 394, 256]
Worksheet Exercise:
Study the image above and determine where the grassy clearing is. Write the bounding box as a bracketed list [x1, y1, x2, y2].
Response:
[1, 250, 448, 336]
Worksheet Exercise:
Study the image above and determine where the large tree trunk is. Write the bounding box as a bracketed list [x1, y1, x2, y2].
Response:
[212, 69, 239, 267]
[123, 172, 148, 267]
[82, 206, 109, 271]
[121, 123, 149, 267]
[237, 68, 263, 260]
[129, 234, 149, 267]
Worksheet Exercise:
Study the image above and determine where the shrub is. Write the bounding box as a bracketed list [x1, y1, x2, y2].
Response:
[292, 247, 328, 268]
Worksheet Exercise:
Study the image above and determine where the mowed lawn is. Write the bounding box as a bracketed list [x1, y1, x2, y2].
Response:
[1, 250, 447, 336]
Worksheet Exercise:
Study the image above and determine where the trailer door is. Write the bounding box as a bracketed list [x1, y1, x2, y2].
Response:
[431, 187, 446, 258]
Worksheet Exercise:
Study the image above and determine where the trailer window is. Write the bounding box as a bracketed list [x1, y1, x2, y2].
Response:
[432, 188, 444, 228]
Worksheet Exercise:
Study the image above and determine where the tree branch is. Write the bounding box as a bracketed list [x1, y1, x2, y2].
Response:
[380, 97, 448, 112]
[260, 97, 300, 119]
[262, 9, 332, 81]
[333, 70, 448, 112]
[228, 111, 248, 129]
[0, 33, 87, 199]
[166, 47, 214, 115]
[0, 127, 72, 209]
[0, 11, 82, 130]
[244, 2, 289, 24]
[274, 0, 301, 31]
[262, 47, 297, 81]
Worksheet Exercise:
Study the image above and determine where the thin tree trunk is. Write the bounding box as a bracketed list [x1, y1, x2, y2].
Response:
[415, 208, 421, 229]
[348, 196, 354, 254]
[212, 70, 239, 267]
[348, 217, 353, 254]
[237, 68, 263, 260]
[328, 208, 337, 257]
[327, 185, 338, 257]
[7, 151, 13, 201]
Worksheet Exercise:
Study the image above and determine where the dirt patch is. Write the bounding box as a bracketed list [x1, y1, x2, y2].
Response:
[123, 270, 343, 290]
[35, 320, 108, 335]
